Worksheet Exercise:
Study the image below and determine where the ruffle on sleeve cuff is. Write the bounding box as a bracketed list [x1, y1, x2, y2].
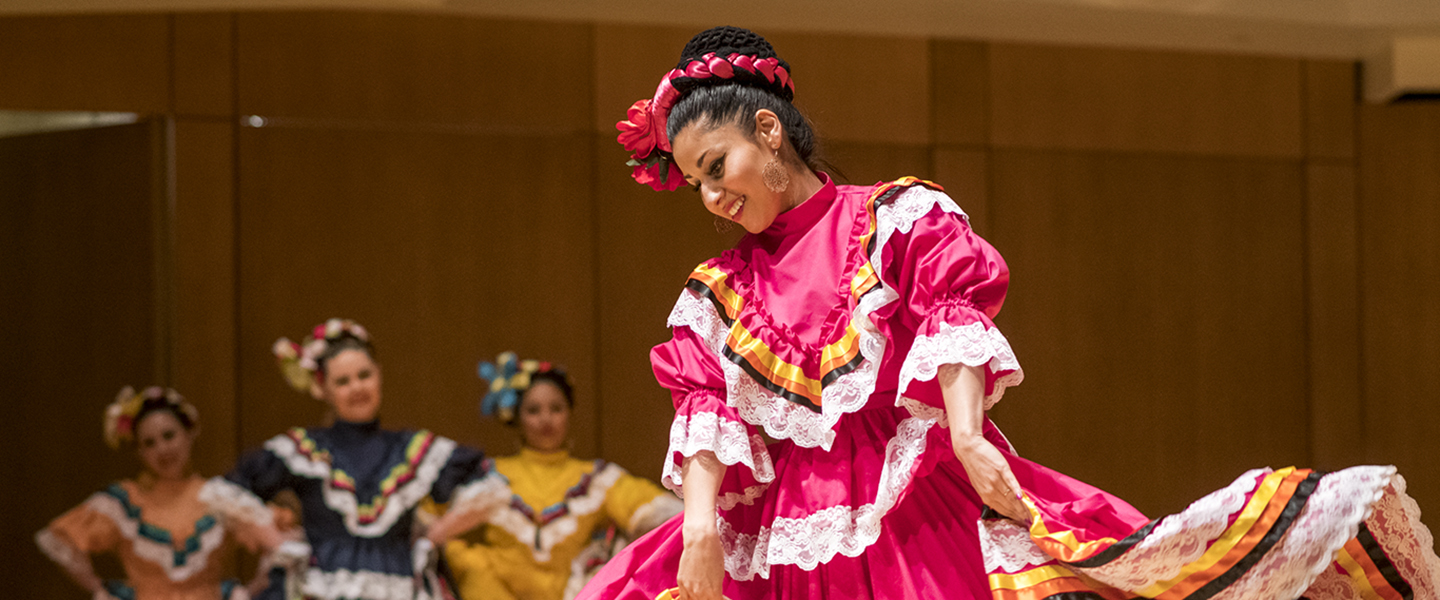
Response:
[626, 493, 684, 536]
[899, 302, 1023, 413]
[447, 471, 511, 517]
[198, 477, 275, 528]
[35, 528, 87, 574]
[663, 403, 774, 510]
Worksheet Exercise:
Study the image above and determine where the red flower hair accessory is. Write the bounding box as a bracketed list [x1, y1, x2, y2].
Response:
[273, 318, 371, 396]
[104, 386, 198, 450]
[616, 52, 794, 191]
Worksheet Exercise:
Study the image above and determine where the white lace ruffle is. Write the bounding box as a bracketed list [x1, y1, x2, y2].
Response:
[448, 471, 510, 517]
[1067, 468, 1264, 590]
[488, 463, 625, 563]
[627, 493, 684, 536]
[1206, 466, 1394, 600]
[717, 414, 940, 581]
[663, 410, 774, 510]
[302, 567, 419, 600]
[667, 291, 886, 451]
[35, 529, 90, 577]
[265, 432, 457, 538]
[199, 477, 276, 528]
[979, 466, 1438, 600]
[83, 492, 228, 581]
[899, 320, 1023, 412]
[1352, 473, 1440, 600]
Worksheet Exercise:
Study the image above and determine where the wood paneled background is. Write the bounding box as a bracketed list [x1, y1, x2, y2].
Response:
[3, 11, 1437, 598]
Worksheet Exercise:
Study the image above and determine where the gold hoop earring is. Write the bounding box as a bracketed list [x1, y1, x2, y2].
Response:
[763, 151, 790, 193]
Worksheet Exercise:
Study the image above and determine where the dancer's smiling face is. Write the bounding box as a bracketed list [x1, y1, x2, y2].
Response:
[672, 109, 791, 234]
[517, 381, 570, 453]
[135, 410, 195, 481]
[315, 349, 383, 423]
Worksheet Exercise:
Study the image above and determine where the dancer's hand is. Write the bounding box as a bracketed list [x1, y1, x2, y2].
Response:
[954, 433, 1027, 522]
[676, 522, 725, 600]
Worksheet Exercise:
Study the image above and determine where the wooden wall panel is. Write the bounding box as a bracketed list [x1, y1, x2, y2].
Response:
[174, 13, 236, 118]
[764, 31, 931, 144]
[1358, 104, 1440, 517]
[0, 15, 170, 113]
[932, 148, 990, 236]
[1304, 60, 1356, 160]
[931, 39, 988, 147]
[236, 126, 597, 460]
[0, 123, 160, 600]
[987, 150, 1308, 515]
[989, 44, 1303, 158]
[824, 141, 932, 187]
[592, 136, 737, 477]
[1305, 163, 1362, 471]
[593, 24, 698, 135]
[173, 120, 239, 477]
[236, 12, 592, 131]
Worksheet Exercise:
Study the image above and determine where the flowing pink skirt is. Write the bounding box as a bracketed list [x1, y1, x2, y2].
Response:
[578, 408, 1439, 600]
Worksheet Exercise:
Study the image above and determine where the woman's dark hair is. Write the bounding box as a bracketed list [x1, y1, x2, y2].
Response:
[316, 334, 375, 377]
[520, 369, 574, 411]
[133, 399, 197, 433]
[664, 26, 824, 173]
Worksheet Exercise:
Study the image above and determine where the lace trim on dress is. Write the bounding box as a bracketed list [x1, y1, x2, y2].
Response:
[899, 320, 1023, 412]
[977, 466, 1440, 600]
[662, 410, 774, 510]
[83, 492, 228, 582]
[1199, 466, 1395, 600]
[1356, 473, 1440, 600]
[665, 185, 989, 451]
[448, 471, 510, 517]
[667, 291, 886, 451]
[199, 477, 276, 528]
[302, 567, 423, 600]
[716, 413, 941, 580]
[264, 433, 457, 538]
[487, 463, 625, 563]
[35, 529, 90, 577]
[627, 493, 684, 536]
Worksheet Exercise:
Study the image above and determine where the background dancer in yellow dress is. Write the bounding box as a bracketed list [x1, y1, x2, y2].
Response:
[444, 353, 682, 600]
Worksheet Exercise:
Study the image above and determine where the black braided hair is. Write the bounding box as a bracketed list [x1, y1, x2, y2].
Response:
[665, 26, 822, 172]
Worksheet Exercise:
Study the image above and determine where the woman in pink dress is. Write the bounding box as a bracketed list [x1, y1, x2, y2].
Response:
[582, 25, 1440, 600]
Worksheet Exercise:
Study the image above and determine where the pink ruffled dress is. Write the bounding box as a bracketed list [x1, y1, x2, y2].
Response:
[578, 175, 1440, 600]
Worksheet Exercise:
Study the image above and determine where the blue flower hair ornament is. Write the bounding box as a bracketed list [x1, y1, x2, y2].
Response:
[478, 351, 549, 426]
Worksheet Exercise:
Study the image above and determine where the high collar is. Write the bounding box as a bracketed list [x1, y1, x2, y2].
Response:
[518, 446, 570, 467]
[329, 418, 380, 444]
[761, 172, 836, 239]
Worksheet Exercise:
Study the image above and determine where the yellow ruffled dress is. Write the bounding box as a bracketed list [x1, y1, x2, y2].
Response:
[444, 448, 681, 600]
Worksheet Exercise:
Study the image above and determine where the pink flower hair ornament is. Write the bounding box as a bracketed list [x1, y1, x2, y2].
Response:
[273, 318, 371, 397]
[616, 52, 794, 191]
[104, 386, 198, 450]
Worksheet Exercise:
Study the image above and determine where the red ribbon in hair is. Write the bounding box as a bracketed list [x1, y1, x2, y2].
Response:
[616, 53, 794, 191]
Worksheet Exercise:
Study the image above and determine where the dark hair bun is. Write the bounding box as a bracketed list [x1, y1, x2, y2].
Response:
[675, 26, 793, 102]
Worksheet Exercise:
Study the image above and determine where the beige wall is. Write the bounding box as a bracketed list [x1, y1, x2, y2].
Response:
[3, 10, 1437, 598]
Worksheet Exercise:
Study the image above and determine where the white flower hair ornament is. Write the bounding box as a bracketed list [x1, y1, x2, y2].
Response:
[104, 385, 198, 450]
[273, 318, 371, 397]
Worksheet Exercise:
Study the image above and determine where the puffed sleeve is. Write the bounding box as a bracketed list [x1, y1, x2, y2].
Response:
[879, 185, 1023, 412]
[431, 443, 507, 517]
[601, 467, 683, 538]
[652, 325, 774, 508]
[199, 447, 293, 529]
[36, 496, 122, 567]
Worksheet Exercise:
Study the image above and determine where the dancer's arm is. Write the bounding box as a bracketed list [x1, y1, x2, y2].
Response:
[34, 529, 111, 598]
[941, 363, 1027, 521]
[677, 450, 727, 600]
